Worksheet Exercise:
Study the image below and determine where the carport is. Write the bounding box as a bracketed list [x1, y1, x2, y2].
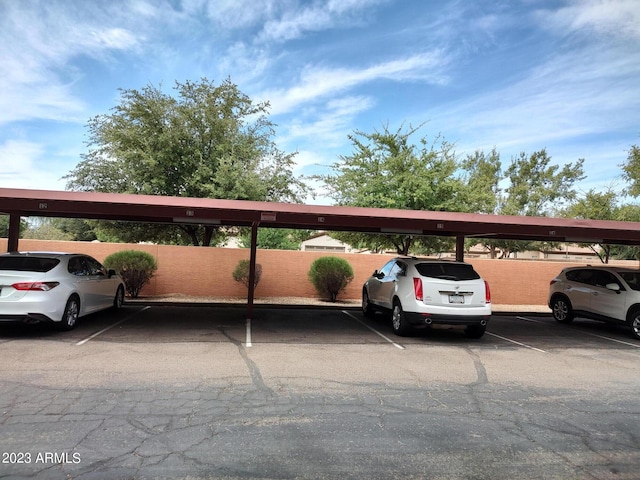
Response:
[2, 187, 640, 319]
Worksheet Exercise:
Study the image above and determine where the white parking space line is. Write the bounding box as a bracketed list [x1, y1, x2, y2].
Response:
[575, 331, 640, 348]
[486, 332, 547, 353]
[516, 316, 547, 324]
[342, 310, 405, 350]
[516, 315, 640, 348]
[245, 318, 252, 347]
[75, 306, 150, 346]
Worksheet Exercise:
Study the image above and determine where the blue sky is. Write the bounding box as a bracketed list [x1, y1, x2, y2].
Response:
[1, 0, 639, 205]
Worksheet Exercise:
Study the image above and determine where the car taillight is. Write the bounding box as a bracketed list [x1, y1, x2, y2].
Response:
[413, 277, 423, 301]
[550, 279, 558, 285]
[12, 282, 60, 291]
[484, 281, 491, 304]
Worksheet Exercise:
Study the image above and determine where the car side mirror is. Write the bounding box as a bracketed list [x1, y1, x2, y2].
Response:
[108, 269, 117, 278]
[605, 283, 621, 293]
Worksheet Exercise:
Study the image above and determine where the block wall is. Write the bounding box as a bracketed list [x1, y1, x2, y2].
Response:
[1, 238, 626, 306]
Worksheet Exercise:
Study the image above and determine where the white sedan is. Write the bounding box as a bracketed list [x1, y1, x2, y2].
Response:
[0, 252, 125, 330]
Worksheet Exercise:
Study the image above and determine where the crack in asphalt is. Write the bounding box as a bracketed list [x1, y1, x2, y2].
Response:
[218, 327, 274, 396]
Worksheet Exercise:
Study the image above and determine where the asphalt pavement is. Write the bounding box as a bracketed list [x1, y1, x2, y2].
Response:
[1, 304, 639, 479]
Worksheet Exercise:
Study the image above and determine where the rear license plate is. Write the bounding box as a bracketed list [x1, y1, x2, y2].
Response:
[448, 295, 465, 304]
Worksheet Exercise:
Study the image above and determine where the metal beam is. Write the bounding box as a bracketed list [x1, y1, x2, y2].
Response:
[7, 214, 20, 252]
[456, 236, 465, 262]
[246, 222, 259, 321]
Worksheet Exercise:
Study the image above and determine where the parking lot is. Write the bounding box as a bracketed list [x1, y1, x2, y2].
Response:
[1, 303, 640, 479]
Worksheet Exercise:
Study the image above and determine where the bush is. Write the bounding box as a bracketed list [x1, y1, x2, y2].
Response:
[232, 259, 262, 290]
[308, 256, 354, 302]
[104, 250, 158, 298]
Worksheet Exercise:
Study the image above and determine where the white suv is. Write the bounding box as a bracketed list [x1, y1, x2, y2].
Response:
[362, 257, 491, 338]
[549, 266, 640, 340]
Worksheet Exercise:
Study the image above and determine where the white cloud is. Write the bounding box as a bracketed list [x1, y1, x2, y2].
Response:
[428, 37, 640, 155]
[258, 0, 387, 42]
[535, 0, 640, 39]
[261, 51, 450, 115]
[279, 95, 374, 148]
[0, 1, 142, 126]
[0, 140, 66, 190]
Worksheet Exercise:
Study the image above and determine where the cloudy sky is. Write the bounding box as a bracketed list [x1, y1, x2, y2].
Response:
[1, 0, 639, 204]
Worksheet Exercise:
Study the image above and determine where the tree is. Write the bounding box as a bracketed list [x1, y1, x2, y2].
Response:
[0, 215, 28, 239]
[319, 124, 463, 255]
[24, 218, 74, 241]
[238, 228, 312, 250]
[563, 189, 620, 263]
[24, 218, 97, 242]
[501, 149, 585, 217]
[459, 148, 502, 214]
[463, 149, 585, 259]
[65, 78, 307, 246]
[621, 145, 640, 196]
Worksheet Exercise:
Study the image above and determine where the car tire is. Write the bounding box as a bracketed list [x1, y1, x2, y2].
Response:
[362, 289, 375, 318]
[57, 296, 80, 331]
[113, 285, 125, 309]
[464, 324, 486, 339]
[551, 296, 574, 324]
[627, 308, 640, 340]
[391, 299, 411, 336]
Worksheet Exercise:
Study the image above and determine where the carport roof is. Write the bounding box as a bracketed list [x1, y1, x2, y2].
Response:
[2, 187, 640, 245]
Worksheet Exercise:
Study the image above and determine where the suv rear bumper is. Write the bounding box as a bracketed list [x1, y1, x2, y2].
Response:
[403, 311, 491, 326]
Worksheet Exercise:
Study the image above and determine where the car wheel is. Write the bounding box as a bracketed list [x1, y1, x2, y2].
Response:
[362, 289, 374, 318]
[391, 300, 411, 336]
[551, 296, 574, 324]
[57, 296, 80, 331]
[113, 285, 125, 309]
[464, 324, 486, 339]
[627, 308, 640, 340]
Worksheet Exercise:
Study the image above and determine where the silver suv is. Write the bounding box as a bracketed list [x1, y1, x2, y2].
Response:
[549, 266, 640, 340]
[362, 257, 491, 338]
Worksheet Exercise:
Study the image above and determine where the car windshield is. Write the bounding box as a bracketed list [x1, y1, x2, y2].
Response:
[0, 256, 60, 273]
[617, 271, 640, 291]
[415, 263, 480, 281]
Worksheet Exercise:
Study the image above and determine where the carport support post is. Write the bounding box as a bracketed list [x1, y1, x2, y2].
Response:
[7, 213, 20, 252]
[455, 235, 465, 262]
[246, 221, 259, 321]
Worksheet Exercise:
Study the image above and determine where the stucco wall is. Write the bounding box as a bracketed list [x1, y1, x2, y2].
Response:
[0, 238, 617, 306]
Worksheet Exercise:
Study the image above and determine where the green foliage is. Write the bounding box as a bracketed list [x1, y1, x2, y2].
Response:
[238, 228, 312, 250]
[459, 148, 502, 214]
[0, 215, 28, 238]
[65, 78, 307, 246]
[466, 148, 585, 259]
[103, 250, 158, 298]
[308, 256, 354, 302]
[25, 219, 74, 241]
[621, 145, 640, 196]
[563, 189, 640, 263]
[318, 124, 463, 255]
[500, 149, 585, 217]
[232, 259, 262, 290]
[52, 218, 98, 242]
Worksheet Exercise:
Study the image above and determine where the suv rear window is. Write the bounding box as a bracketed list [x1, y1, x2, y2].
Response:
[0, 257, 60, 272]
[415, 263, 480, 281]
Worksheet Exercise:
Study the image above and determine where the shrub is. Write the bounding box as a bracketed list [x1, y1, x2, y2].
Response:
[232, 259, 262, 290]
[104, 250, 158, 298]
[308, 256, 354, 302]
